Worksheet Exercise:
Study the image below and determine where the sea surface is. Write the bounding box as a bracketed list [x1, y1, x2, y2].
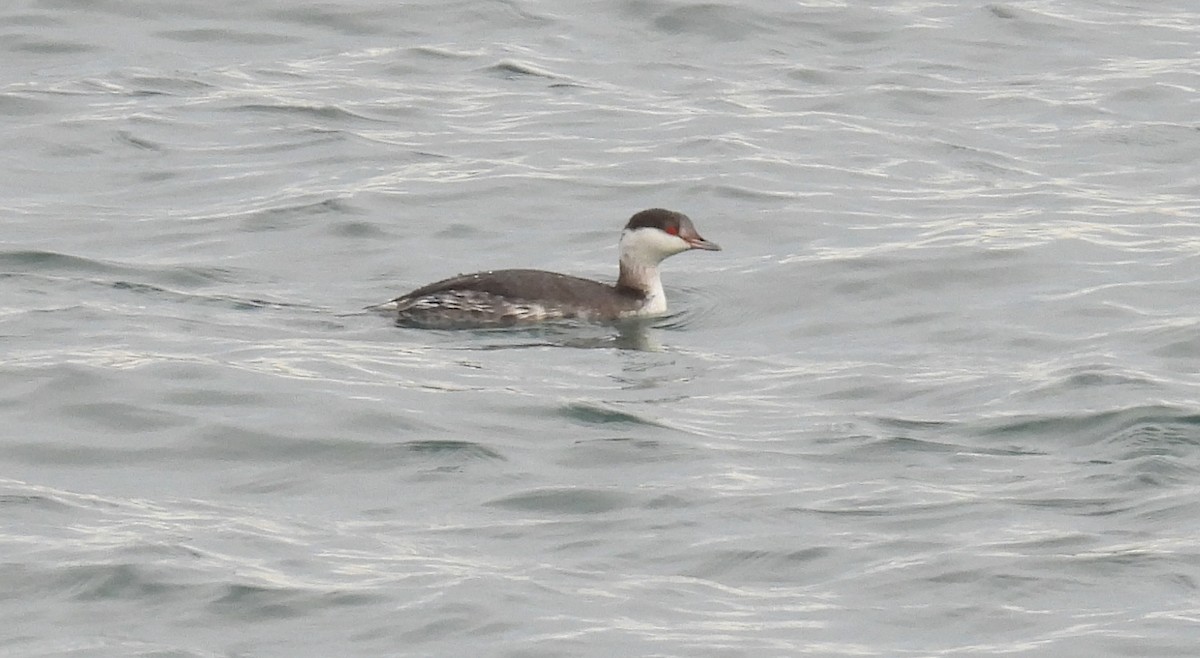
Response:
[3, 1, 1200, 656]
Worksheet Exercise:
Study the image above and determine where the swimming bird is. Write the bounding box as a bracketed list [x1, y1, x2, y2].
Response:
[368, 208, 721, 329]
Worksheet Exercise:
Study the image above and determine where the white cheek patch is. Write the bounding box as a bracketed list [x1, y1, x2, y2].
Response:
[620, 228, 690, 263]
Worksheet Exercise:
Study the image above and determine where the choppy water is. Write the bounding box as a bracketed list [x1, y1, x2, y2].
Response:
[3, 1, 1200, 656]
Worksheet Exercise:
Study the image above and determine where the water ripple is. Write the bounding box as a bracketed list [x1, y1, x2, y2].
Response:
[4, 0, 1200, 655]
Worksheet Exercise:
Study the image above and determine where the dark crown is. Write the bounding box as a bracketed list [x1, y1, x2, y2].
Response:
[624, 208, 690, 232]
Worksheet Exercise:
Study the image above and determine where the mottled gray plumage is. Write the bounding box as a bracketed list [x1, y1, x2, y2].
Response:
[386, 269, 644, 328]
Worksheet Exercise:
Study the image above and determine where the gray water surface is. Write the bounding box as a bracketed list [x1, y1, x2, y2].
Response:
[3, 1, 1200, 656]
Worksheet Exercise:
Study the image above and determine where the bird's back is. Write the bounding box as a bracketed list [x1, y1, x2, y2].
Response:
[382, 269, 645, 328]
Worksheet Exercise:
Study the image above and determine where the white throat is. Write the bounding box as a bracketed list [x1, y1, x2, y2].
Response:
[617, 227, 691, 315]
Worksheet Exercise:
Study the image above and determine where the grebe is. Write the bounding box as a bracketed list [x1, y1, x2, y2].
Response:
[369, 208, 720, 329]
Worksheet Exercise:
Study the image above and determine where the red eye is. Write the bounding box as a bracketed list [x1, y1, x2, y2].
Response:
[666, 225, 679, 235]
